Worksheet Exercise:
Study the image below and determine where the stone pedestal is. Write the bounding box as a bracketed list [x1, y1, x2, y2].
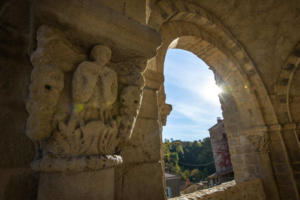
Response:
[38, 168, 114, 200]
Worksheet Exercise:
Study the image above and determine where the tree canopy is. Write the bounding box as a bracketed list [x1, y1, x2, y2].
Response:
[163, 137, 215, 182]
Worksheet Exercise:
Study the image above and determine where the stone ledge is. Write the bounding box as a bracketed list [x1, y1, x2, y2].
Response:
[33, 0, 161, 59]
[170, 179, 266, 200]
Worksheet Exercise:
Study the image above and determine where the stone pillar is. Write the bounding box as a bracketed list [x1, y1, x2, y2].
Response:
[26, 26, 144, 200]
[114, 64, 168, 200]
[26, 1, 161, 199]
[268, 124, 299, 200]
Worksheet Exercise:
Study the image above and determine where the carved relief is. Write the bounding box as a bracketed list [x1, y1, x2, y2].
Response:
[26, 25, 145, 172]
[158, 86, 172, 126]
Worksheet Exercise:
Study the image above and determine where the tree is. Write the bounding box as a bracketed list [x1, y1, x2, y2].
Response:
[163, 137, 216, 182]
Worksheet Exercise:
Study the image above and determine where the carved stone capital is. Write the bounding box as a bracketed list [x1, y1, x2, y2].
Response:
[26, 25, 146, 172]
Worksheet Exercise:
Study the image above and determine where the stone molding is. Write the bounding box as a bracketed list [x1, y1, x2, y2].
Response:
[26, 25, 146, 172]
[32, 0, 161, 59]
[31, 154, 122, 172]
[275, 42, 300, 123]
[245, 134, 270, 153]
[148, 0, 278, 126]
[239, 125, 268, 135]
[282, 123, 297, 131]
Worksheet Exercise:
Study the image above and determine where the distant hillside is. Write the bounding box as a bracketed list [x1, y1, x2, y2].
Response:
[163, 138, 216, 182]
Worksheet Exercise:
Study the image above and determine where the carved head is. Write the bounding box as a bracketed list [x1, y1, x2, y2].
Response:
[90, 45, 112, 65]
[120, 86, 142, 115]
[28, 65, 64, 111]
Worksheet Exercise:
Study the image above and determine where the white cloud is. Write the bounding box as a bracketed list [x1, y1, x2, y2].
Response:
[164, 54, 221, 106]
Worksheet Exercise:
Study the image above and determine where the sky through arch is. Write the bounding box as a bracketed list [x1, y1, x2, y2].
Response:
[163, 49, 222, 141]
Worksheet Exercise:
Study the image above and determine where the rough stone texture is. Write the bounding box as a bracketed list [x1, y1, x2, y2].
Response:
[38, 169, 114, 200]
[26, 26, 145, 172]
[170, 179, 265, 200]
[116, 162, 165, 200]
[0, 169, 39, 200]
[125, 0, 147, 24]
[139, 88, 159, 120]
[158, 86, 172, 126]
[115, 86, 165, 199]
[32, 0, 160, 61]
[121, 118, 161, 163]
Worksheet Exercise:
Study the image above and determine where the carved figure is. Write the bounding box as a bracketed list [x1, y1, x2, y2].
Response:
[26, 65, 64, 141]
[26, 26, 145, 172]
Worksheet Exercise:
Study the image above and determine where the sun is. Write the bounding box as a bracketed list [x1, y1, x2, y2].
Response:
[200, 83, 222, 103]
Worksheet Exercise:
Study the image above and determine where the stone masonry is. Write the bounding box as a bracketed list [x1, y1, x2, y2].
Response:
[0, 0, 300, 200]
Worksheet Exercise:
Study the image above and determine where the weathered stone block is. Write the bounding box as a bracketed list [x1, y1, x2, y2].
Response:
[125, 0, 146, 24]
[38, 168, 114, 200]
[121, 118, 161, 163]
[139, 88, 159, 119]
[33, 0, 161, 59]
[144, 68, 164, 90]
[270, 141, 288, 163]
[0, 169, 39, 200]
[121, 162, 165, 200]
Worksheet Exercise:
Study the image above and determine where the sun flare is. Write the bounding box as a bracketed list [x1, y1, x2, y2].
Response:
[201, 83, 222, 103]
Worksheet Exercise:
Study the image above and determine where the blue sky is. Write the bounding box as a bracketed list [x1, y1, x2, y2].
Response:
[162, 49, 223, 141]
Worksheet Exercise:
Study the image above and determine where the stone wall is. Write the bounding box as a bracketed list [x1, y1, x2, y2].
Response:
[0, 1, 39, 199]
[170, 179, 266, 200]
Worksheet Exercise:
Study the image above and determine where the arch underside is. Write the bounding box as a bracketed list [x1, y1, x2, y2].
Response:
[145, 0, 300, 199]
[157, 18, 274, 184]
[274, 43, 300, 193]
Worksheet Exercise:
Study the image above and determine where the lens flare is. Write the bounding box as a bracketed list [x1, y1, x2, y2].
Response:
[200, 83, 222, 104]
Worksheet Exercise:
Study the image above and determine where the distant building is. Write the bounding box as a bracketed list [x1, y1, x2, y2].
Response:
[208, 118, 234, 186]
[165, 172, 181, 198]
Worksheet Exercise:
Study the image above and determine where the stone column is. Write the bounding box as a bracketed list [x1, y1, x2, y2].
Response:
[229, 126, 281, 200]
[26, 26, 146, 200]
[114, 60, 169, 200]
[26, 1, 161, 199]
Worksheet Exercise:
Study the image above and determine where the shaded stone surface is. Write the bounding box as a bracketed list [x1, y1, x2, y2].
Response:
[0, 169, 39, 200]
[38, 169, 114, 200]
[116, 162, 165, 200]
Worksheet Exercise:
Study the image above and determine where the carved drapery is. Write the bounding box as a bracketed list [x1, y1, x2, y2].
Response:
[26, 25, 146, 172]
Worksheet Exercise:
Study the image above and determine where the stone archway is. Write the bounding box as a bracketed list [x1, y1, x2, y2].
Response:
[154, 21, 280, 199]
[121, 0, 299, 199]
[274, 43, 300, 193]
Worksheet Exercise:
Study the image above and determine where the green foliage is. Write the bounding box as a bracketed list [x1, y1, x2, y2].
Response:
[163, 138, 215, 182]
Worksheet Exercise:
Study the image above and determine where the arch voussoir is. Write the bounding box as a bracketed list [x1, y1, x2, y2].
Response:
[146, 0, 299, 199]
